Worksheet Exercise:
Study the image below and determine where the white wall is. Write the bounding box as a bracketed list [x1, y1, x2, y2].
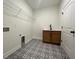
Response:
[3, 0, 33, 58]
[3, 0, 75, 59]
[32, 7, 61, 40]
[60, 0, 75, 59]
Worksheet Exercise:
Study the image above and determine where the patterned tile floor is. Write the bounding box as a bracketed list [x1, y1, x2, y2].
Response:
[5, 39, 69, 59]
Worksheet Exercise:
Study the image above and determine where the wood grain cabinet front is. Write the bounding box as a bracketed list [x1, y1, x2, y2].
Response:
[43, 31, 51, 43]
[51, 31, 61, 45]
[43, 30, 61, 45]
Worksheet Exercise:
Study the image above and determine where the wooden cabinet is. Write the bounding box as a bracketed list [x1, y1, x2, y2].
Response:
[51, 31, 61, 44]
[43, 30, 61, 45]
[43, 31, 51, 43]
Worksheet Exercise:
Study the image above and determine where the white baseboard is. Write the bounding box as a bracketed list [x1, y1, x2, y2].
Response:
[61, 43, 71, 59]
[3, 39, 32, 59]
[32, 36, 42, 40]
[3, 45, 21, 59]
[25, 38, 33, 44]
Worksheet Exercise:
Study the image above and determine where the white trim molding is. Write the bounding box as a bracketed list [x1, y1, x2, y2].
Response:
[3, 45, 21, 59]
[32, 36, 42, 40]
[3, 39, 33, 59]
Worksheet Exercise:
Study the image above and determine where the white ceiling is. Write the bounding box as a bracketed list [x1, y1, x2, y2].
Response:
[24, 0, 62, 11]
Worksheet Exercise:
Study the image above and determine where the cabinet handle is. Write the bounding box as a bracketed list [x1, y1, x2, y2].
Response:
[70, 31, 75, 34]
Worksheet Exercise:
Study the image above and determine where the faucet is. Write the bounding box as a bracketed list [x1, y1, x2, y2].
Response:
[50, 24, 52, 30]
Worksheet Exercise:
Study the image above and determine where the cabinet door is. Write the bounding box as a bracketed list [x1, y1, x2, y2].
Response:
[51, 31, 61, 44]
[43, 31, 51, 43]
